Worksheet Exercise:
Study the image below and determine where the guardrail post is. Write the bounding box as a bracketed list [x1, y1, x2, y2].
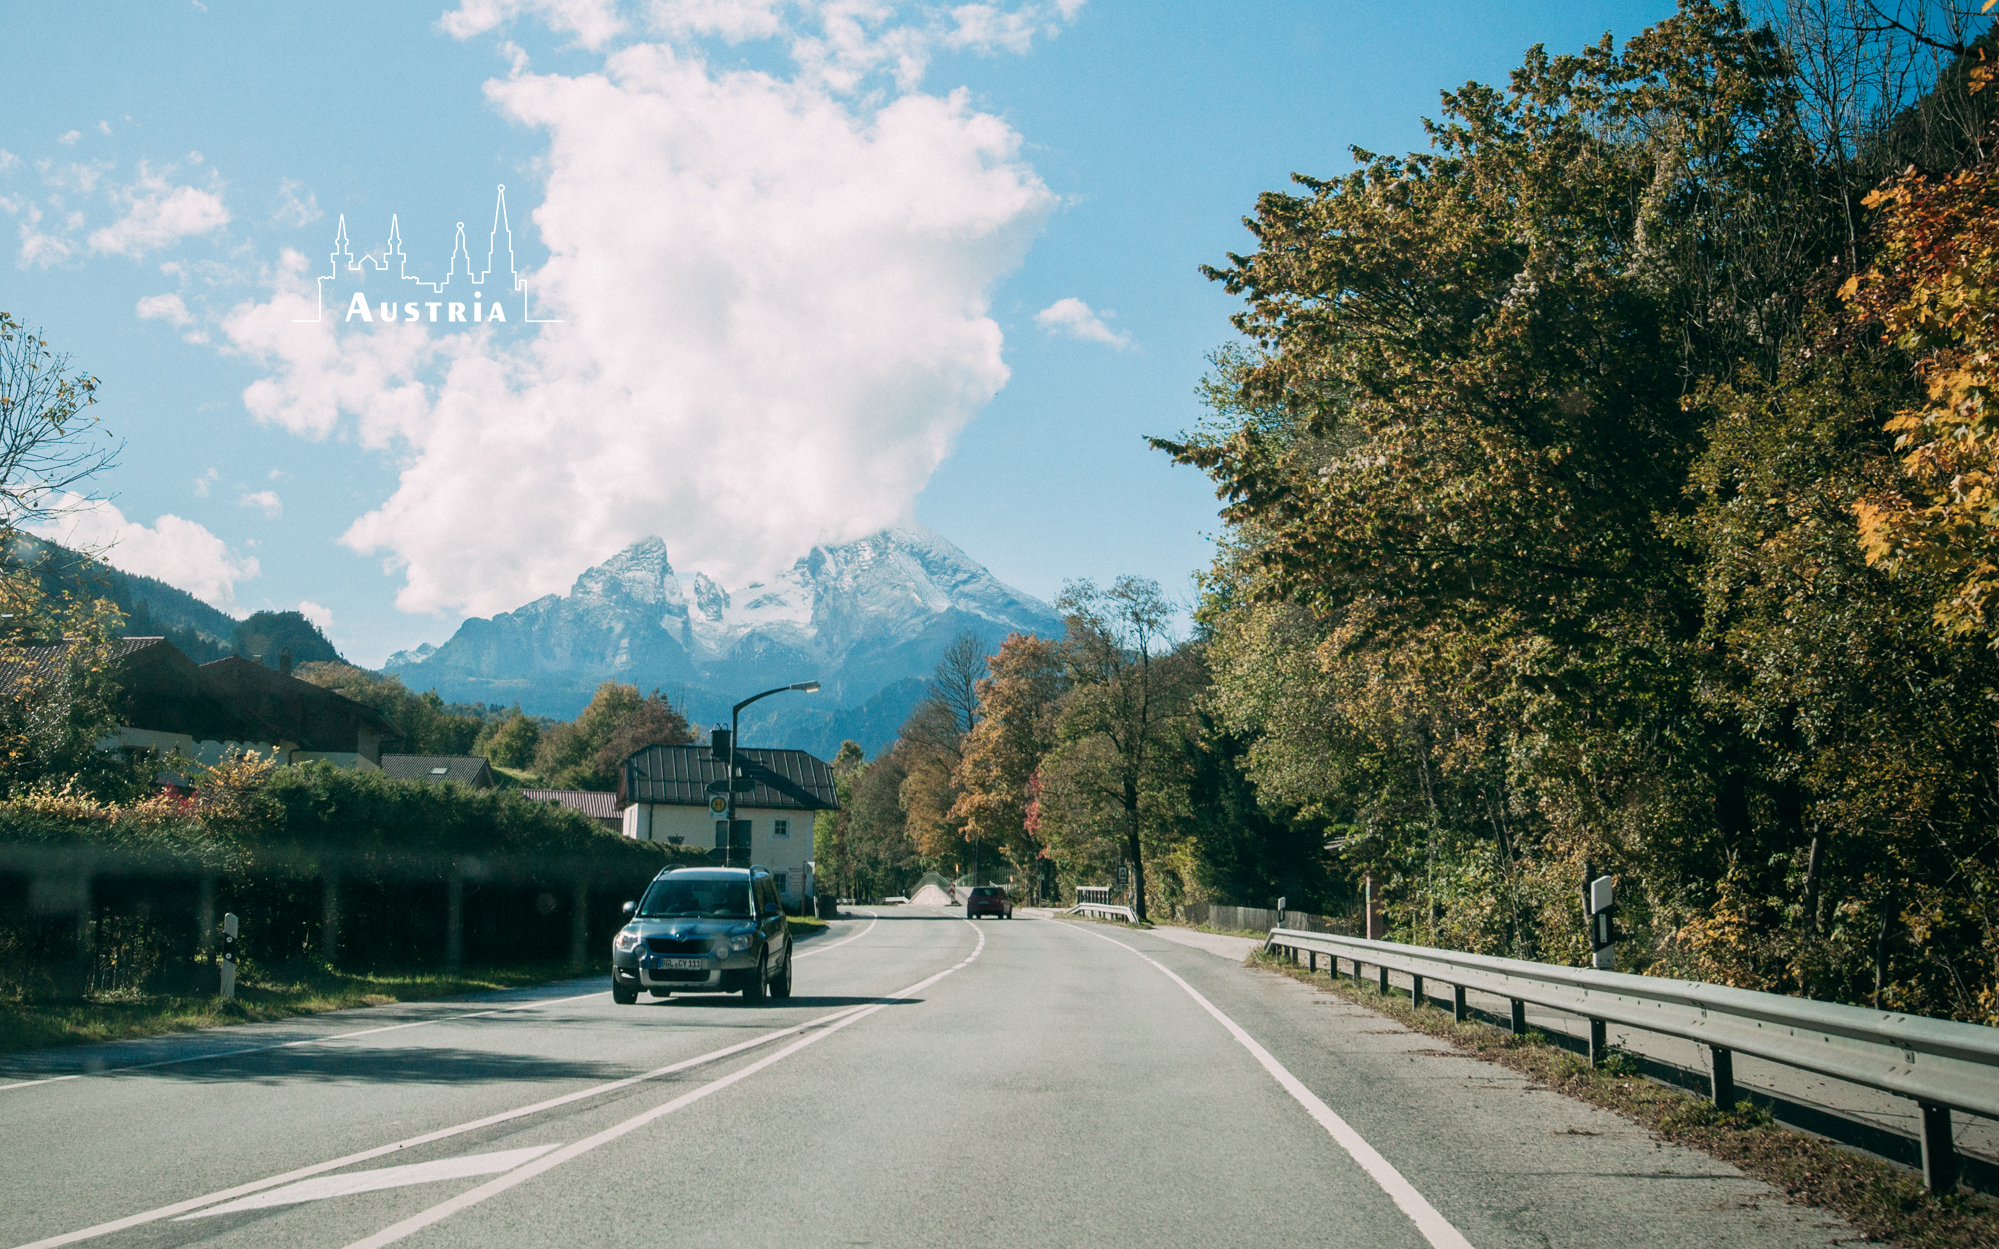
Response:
[1510, 999, 1527, 1037]
[1354, 960, 1365, 987]
[1377, 964, 1388, 994]
[1308, 950, 1317, 973]
[1709, 1045, 1735, 1108]
[1411, 973, 1424, 1006]
[1588, 1019, 1608, 1068]
[1920, 1103, 1959, 1194]
[1452, 985, 1467, 1022]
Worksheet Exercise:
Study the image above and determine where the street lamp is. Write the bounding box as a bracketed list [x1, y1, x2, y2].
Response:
[723, 681, 821, 867]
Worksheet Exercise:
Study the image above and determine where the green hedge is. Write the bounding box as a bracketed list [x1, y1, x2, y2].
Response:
[0, 763, 706, 1001]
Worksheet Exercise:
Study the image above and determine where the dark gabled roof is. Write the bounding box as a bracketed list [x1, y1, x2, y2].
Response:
[382, 754, 494, 788]
[2, 637, 249, 742]
[197, 656, 398, 752]
[523, 788, 620, 819]
[1, 636, 395, 756]
[621, 745, 837, 812]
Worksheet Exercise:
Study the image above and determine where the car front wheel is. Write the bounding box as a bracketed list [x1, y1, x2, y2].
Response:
[771, 944, 792, 999]
[742, 951, 768, 1003]
[612, 977, 638, 1005]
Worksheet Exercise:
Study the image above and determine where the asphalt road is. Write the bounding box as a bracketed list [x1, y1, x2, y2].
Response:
[1, 909, 1862, 1248]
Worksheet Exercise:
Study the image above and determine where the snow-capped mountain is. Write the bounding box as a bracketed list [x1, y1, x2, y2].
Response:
[384, 526, 1063, 755]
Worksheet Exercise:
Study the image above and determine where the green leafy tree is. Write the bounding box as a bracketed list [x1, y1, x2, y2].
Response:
[474, 709, 542, 771]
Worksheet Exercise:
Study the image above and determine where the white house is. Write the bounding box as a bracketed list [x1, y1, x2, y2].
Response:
[617, 743, 838, 907]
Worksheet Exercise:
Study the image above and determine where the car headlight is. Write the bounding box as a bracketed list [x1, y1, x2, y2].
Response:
[614, 929, 640, 952]
[727, 934, 753, 953]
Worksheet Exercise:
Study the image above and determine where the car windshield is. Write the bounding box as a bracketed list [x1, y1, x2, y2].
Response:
[972, 887, 1000, 897]
[636, 877, 752, 919]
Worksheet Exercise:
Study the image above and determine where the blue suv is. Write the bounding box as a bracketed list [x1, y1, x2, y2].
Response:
[611, 866, 793, 1004]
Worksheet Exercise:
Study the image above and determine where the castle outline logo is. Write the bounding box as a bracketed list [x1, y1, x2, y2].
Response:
[294, 184, 561, 326]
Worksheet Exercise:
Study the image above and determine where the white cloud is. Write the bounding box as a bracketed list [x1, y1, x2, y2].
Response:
[441, 0, 627, 49]
[57, 130, 80, 147]
[0, 150, 16, 173]
[15, 203, 74, 268]
[273, 178, 320, 227]
[136, 292, 194, 326]
[193, 467, 218, 498]
[238, 489, 281, 518]
[97, 121, 112, 137]
[1034, 296, 1130, 348]
[297, 600, 334, 632]
[88, 162, 230, 258]
[30, 496, 258, 612]
[222, 34, 1055, 617]
[647, 0, 785, 42]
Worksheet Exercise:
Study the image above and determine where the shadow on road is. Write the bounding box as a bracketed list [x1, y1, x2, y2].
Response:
[642, 996, 922, 1010]
[77, 1045, 641, 1086]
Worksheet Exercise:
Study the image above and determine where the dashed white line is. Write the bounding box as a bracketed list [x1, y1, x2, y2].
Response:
[1056, 921, 1474, 1249]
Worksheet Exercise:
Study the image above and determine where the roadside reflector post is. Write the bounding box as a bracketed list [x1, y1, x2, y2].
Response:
[1411, 973, 1424, 1005]
[1588, 1019, 1608, 1068]
[1452, 985, 1467, 1022]
[1585, 872, 1618, 972]
[1510, 998, 1527, 1036]
[220, 912, 238, 1000]
[1921, 1103, 1959, 1194]
[1709, 1045, 1735, 1108]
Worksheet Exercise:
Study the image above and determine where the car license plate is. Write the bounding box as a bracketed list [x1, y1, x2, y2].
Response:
[657, 958, 706, 971]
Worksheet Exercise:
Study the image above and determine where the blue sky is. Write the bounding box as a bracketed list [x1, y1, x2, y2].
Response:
[1, 0, 1671, 667]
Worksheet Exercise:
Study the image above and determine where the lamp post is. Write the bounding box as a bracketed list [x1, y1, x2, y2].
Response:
[724, 681, 821, 867]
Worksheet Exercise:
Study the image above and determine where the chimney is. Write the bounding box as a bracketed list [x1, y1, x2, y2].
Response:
[278, 646, 294, 676]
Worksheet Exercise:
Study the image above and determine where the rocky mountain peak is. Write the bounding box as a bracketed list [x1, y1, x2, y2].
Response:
[383, 524, 1063, 754]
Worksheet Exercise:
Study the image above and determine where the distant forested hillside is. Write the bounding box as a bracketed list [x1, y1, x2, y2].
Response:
[6, 532, 239, 662]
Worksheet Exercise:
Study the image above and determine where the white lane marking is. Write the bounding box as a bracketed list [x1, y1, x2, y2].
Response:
[794, 909, 879, 959]
[1056, 922, 1475, 1249]
[176, 1145, 564, 1219]
[12, 1001, 876, 1249]
[343, 917, 988, 1249]
[0, 990, 602, 1093]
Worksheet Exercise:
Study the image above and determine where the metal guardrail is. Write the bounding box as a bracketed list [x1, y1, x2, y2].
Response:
[1264, 927, 1999, 1195]
[1072, 902, 1139, 923]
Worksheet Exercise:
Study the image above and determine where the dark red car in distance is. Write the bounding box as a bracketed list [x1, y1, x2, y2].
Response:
[966, 885, 1012, 919]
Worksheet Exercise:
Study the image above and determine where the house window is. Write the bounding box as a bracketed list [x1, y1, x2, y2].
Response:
[773, 818, 790, 838]
[774, 872, 788, 896]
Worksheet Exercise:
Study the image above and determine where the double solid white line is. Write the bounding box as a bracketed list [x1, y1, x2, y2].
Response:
[345, 920, 985, 1248]
[14, 912, 972, 1249]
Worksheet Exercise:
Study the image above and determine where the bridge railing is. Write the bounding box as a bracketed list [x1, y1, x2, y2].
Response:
[1264, 926, 1999, 1195]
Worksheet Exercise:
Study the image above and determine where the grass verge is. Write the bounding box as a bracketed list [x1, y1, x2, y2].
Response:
[0, 961, 586, 1056]
[1249, 949, 1999, 1249]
